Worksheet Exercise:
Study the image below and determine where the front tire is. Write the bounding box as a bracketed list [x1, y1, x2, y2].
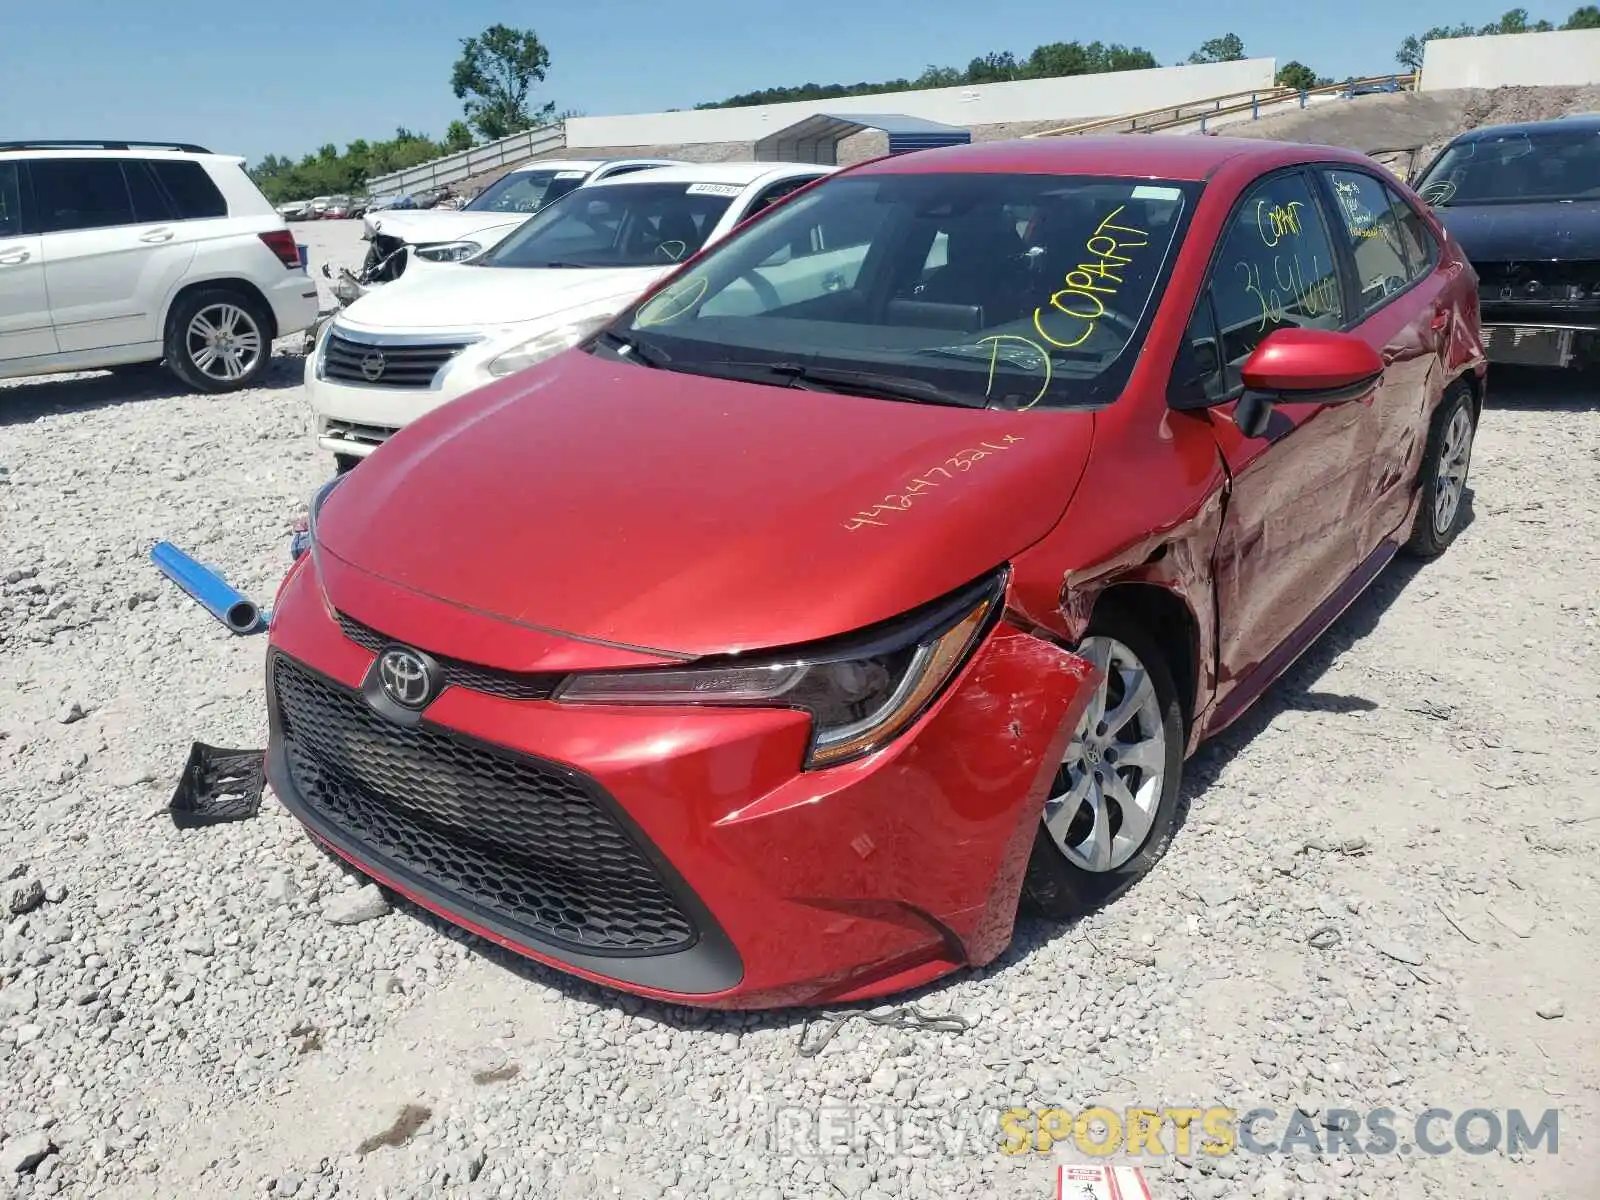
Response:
[333, 453, 362, 475]
[165, 289, 273, 394]
[1021, 611, 1186, 920]
[1404, 385, 1477, 560]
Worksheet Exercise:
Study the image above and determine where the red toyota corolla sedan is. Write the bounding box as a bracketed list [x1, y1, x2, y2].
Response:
[265, 136, 1485, 1009]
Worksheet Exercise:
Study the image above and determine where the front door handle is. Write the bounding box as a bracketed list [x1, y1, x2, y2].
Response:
[0, 249, 30, 265]
[140, 228, 175, 244]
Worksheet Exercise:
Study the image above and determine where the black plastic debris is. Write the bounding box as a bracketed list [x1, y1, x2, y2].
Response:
[168, 742, 266, 829]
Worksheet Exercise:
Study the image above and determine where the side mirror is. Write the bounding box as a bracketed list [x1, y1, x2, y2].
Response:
[1234, 329, 1384, 438]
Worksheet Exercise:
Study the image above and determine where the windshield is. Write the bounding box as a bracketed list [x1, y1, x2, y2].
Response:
[606, 172, 1197, 410]
[478, 182, 740, 269]
[465, 168, 591, 214]
[1416, 128, 1600, 206]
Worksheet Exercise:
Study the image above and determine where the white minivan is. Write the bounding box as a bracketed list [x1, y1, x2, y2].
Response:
[0, 140, 320, 392]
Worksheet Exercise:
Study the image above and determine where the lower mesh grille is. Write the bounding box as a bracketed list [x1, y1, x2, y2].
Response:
[271, 653, 698, 955]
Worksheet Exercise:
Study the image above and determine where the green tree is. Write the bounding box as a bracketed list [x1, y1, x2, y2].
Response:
[451, 24, 555, 142]
[965, 51, 1020, 84]
[248, 128, 453, 204]
[1276, 62, 1330, 91]
[1186, 33, 1246, 64]
[1565, 4, 1600, 26]
[1483, 6, 1553, 30]
[696, 36, 1158, 108]
[443, 121, 476, 153]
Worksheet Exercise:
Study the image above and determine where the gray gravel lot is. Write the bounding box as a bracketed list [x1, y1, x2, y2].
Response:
[0, 218, 1596, 1199]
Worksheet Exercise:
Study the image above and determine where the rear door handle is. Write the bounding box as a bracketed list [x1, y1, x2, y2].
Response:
[140, 228, 175, 244]
[0, 248, 29, 265]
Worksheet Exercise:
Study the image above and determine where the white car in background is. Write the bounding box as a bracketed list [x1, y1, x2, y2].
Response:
[307, 161, 834, 471]
[359, 157, 687, 284]
[0, 140, 319, 392]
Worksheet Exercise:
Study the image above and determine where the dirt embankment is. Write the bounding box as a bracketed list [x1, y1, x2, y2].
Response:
[453, 85, 1600, 197]
[1227, 84, 1600, 171]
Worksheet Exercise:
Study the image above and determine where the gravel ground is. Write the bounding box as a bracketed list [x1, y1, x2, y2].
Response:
[1, 216, 1597, 1199]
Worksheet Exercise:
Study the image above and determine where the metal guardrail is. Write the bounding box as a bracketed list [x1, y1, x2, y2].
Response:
[366, 124, 567, 197]
[1026, 73, 1419, 139]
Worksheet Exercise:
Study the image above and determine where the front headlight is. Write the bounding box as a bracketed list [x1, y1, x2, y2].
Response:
[554, 571, 1006, 768]
[486, 314, 616, 378]
[413, 240, 481, 263]
[295, 473, 347, 559]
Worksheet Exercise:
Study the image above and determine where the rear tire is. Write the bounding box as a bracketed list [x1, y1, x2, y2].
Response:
[1021, 610, 1186, 921]
[164, 289, 273, 394]
[1404, 386, 1477, 560]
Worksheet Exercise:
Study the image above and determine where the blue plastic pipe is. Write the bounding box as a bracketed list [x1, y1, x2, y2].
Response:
[149, 542, 263, 635]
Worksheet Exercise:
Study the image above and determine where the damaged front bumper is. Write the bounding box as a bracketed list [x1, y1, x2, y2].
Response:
[262, 558, 1098, 1009]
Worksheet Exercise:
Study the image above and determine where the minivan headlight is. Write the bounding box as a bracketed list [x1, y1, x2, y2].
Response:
[554, 571, 1005, 768]
[486, 315, 616, 378]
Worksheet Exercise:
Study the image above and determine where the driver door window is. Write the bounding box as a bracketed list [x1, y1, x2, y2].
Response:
[1196, 171, 1346, 395]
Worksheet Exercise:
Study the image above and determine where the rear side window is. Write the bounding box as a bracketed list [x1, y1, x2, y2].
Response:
[0, 162, 20, 237]
[30, 159, 136, 232]
[1389, 184, 1438, 279]
[123, 161, 173, 222]
[1204, 170, 1346, 392]
[1324, 169, 1421, 313]
[742, 177, 814, 221]
[148, 159, 228, 219]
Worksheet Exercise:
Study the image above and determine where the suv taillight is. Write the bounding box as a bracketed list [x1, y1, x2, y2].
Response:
[259, 229, 302, 270]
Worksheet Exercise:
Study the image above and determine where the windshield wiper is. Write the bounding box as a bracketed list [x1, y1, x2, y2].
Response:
[594, 329, 670, 368]
[755, 362, 989, 408]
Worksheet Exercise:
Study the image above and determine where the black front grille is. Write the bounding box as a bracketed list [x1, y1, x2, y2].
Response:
[271, 654, 698, 955]
[336, 612, 562, 701]
[322, 332, 469, 389]
[1476, 259, 1600, 304]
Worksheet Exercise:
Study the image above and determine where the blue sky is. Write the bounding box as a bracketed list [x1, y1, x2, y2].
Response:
[0, 0, 1553, 164]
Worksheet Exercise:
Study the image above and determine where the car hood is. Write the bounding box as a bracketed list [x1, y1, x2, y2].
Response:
[1434, 200, 1600, 262]
[339, 264, 665, 332]
[365, 210, 527, 247]
[316, 350, 1094, 659]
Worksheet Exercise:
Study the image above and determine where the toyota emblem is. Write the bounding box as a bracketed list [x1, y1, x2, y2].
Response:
[360, 350, 387, 382]
[378, 647, 432, 708]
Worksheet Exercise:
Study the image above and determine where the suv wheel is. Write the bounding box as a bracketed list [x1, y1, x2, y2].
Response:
[165, 289, 272, 393]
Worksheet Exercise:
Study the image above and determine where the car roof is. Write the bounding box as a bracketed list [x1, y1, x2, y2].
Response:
[586, 161, 833, 188]
[0, 144, 245, 166]
[846, 135, 1370, 182]
[508, 157, 679, 174]
[1450, 112, 1600, 140]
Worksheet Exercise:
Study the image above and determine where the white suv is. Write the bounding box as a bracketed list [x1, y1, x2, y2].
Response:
[0, 140, 320, 392]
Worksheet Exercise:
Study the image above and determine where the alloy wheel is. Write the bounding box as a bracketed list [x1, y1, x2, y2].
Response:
[186, 303, 264, 384]
[1043, 636, 1168, 874]
[1433, 406, 1474, 535]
